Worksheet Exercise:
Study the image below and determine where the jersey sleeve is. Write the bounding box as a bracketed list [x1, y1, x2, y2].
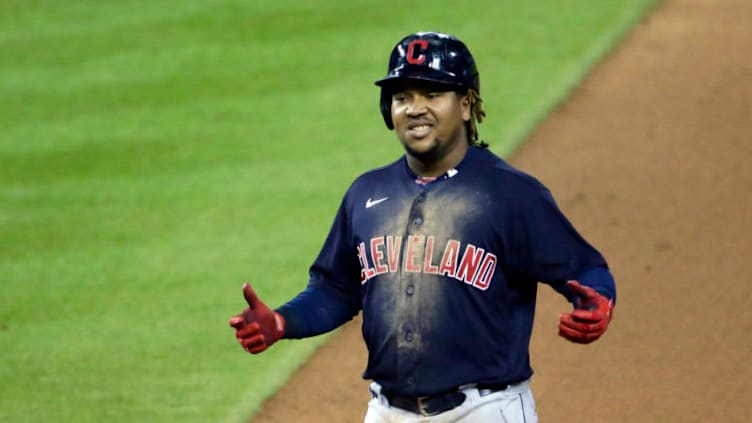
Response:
[509, 182, 612, 294]
[275, 195, 363, 339]
[551, 265, 617, 303]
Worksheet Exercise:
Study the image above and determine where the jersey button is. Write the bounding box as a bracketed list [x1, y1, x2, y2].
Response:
[413, 217, 423, 226]
[405, 285, 415, 295]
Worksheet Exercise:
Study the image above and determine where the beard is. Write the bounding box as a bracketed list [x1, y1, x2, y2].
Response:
[401, 138, 443, 163]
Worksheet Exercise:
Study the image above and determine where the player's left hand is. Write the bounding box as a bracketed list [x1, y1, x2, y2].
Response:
[558, 280, 614, 344]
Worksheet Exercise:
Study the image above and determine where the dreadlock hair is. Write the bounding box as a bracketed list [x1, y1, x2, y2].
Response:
[465, 88, 488, 148]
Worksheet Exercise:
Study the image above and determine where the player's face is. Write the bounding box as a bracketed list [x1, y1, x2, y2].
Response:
[390, 81, 471, 170]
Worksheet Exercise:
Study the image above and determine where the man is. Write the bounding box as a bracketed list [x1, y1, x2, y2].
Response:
[229, 32, 616, 422]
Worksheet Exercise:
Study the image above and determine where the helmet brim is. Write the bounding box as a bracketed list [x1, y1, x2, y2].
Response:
[374, 66, 464, 91]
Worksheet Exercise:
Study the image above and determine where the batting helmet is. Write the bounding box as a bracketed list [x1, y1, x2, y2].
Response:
[374, 32, 480, 130]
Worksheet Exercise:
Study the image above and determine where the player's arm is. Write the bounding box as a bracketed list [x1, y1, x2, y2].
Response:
[510, 182, 616, 344]
[276, 275, 361, 339]
[228, 277, 360, 354]
[229, 195, 362, 353]
[553, 265, 616, 304]
[278, 193, 363, 339]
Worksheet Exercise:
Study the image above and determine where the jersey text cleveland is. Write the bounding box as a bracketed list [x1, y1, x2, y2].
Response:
[357, 235, 497, 291]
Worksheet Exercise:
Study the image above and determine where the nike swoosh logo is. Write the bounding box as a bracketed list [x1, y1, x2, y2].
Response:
[365, 197, 389, 208]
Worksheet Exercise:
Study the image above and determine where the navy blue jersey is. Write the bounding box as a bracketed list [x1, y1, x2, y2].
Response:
[277, 146, 614, 397]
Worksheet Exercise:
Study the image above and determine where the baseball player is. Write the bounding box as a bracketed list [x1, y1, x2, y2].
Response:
[230, 32, 616, 422]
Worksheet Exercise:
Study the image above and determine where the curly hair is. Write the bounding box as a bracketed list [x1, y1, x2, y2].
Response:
[466, 88, 488, 148]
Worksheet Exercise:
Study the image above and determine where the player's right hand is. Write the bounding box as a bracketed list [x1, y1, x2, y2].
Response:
[229, 282, 285, 354]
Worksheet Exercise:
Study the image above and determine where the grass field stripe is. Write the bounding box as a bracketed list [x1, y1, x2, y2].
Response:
[494, 0, 662, 158]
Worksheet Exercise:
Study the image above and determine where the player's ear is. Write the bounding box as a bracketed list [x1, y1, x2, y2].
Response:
[459, 90, 472, 122]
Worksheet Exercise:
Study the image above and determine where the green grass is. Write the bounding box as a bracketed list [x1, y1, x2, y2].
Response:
[0, 1, 657, 422]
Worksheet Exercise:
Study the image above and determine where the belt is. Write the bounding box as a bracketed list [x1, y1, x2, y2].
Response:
[383, 390, 466, 416]
[382, 383, 511, 416]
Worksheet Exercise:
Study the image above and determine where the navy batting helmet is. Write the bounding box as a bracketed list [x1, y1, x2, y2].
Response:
[375, 32, 480, 130]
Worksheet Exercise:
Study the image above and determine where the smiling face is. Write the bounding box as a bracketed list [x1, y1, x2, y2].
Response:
[389, 81, 472, 176]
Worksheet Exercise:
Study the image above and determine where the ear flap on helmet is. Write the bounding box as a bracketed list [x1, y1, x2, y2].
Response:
[379, 89, 393, 130]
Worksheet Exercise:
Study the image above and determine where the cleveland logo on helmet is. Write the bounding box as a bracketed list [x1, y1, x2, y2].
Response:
[406, 39, 429, 65]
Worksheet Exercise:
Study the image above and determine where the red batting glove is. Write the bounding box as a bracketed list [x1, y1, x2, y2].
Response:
[558, 280, 614, 344]
[228, 283, 285, 354]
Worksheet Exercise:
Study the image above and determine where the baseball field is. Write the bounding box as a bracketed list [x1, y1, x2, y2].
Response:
[2, 0, 749, 422]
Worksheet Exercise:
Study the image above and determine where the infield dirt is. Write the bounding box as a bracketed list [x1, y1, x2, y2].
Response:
[250, 0, 752, 421]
